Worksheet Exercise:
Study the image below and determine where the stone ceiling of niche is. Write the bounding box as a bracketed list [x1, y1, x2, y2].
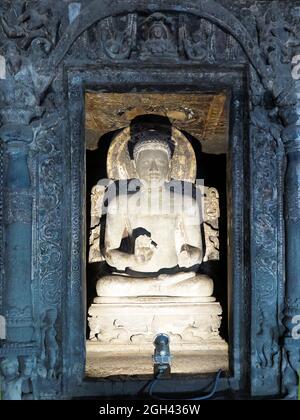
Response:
[85, 92, 229, 154]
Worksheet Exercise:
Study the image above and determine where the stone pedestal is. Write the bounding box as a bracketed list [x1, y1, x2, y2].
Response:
[88, 295, 226, 350]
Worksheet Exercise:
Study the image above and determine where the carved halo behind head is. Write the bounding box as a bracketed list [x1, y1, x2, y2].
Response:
[107, 126, 197, 182]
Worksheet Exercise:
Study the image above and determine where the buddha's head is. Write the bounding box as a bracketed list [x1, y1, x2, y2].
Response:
[130, 115, 173, 186]
[133, 136, 172, 186]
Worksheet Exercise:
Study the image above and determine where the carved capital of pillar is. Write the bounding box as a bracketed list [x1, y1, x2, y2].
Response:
[0, 123, 33, 188]
[0, 123, 33, 144]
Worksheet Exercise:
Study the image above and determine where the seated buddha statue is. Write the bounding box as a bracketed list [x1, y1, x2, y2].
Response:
[94, 119, 213, 299]
[87, 117, 225, 345]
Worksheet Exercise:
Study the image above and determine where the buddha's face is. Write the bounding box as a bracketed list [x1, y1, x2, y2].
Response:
[151, 24, 164, 39]
[135, 149, 170, 186]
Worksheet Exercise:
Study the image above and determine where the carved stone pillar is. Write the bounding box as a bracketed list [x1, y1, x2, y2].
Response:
[0, 124, 34, 343]
[282, 52, 300, 397]
[284, 137, 300, 317]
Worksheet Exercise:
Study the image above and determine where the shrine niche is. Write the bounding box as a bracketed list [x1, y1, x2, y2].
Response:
[0, 0, 300, 400]
[85, 105, 229, 376]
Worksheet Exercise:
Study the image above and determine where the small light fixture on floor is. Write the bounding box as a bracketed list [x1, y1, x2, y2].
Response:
[138, 334, 223, 399]
[152, 333, 172, 377]
[148, 333, 222, 400]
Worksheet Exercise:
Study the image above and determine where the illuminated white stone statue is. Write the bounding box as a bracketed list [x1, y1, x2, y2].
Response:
[88, 120, 225, 347]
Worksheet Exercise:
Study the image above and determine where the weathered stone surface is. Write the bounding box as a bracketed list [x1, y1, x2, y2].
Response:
[86, 345, 228, 378]
[85, 92, 229, 154]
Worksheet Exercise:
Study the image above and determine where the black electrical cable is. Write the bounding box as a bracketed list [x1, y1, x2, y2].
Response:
[138, 367, 166, 396]
[148, 369, 222, 400]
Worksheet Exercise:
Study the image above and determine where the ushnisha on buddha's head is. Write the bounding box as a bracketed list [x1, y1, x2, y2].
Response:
[130, 116, 174, 187]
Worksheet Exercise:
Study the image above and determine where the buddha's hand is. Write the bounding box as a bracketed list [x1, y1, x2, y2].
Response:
[134, 234, 156, 264]
[178, 245, 202, 268]
[178, 250, 191, 268]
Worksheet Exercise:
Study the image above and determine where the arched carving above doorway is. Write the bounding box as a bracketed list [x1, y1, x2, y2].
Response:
[49, 0, 267, 81]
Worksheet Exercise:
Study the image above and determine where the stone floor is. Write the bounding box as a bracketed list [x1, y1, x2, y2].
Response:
[86, 344, 229, 378]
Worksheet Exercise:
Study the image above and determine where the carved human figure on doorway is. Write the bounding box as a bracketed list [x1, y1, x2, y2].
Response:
[0, 355, 35, 400]
[40, 309, 58, 380]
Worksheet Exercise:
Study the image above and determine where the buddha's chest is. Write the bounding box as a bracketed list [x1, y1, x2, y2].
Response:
[128, 213, 178, 238]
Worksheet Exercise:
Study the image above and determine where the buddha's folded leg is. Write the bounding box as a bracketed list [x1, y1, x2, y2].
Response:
[96, 273, 214, 297]
[160, 273, 214, 296]
[96, 275, 165, 297]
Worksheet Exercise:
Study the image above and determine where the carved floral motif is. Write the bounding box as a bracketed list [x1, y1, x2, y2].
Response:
[37, 121, 63, 307]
